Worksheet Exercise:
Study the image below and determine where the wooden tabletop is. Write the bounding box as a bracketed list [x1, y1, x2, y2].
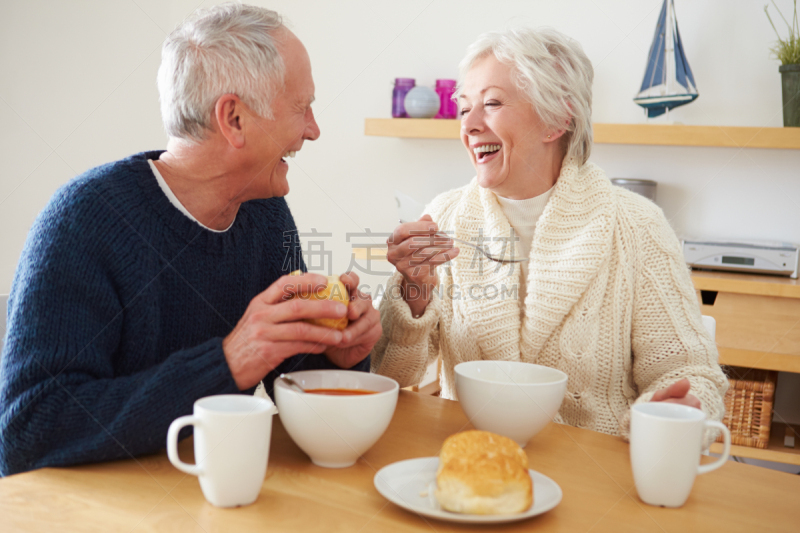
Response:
[1, 391, 798, 532]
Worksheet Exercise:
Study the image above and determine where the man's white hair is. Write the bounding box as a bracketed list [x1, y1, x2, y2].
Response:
[457, 27, 594, 165]
[157, 3, 285, 142]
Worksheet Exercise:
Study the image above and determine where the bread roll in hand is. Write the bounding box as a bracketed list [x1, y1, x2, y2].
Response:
[435, 430, 533, 514]
[289, 270, 349, 331]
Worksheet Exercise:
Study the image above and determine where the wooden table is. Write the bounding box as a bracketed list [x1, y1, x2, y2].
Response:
[1, 391, 798, 532]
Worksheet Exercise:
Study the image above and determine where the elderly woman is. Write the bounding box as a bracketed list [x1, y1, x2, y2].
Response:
[372, 27, 727, 439]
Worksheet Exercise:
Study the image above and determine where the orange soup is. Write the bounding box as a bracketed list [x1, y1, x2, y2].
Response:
[305, 388, 378, 396]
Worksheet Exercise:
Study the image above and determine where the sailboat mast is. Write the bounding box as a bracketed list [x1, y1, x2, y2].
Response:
[664, 0, 675, 96]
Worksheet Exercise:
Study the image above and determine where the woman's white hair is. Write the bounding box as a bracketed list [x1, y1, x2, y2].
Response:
[457, 27, 594, 165]
[157, 3, 286, 142]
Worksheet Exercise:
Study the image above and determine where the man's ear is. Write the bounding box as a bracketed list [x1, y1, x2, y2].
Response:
[214, 94, 246, 149]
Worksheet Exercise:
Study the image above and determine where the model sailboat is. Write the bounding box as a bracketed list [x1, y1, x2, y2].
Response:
[633, 0, 698, 118]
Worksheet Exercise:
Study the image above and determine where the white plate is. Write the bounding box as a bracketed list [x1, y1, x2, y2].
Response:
[373, 457, 562, 524]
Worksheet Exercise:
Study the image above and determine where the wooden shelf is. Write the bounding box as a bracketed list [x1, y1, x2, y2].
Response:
[594, 123, 800, 149]
[365, 118, 460, 139]
[718, 347, 800, 374]
[691, 270, 800, 299]
[364, 118, 800, 149]
[352, 246, 387, 260]
[710, 423, 800, 466]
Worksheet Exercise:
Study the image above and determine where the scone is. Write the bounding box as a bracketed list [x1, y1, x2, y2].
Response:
[288, 270, 349, 330]
[435, 430, 533, 514]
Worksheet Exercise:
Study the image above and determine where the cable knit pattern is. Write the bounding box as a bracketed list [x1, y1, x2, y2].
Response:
[0, 151, 369, 475]
[372, 158, 728, 441]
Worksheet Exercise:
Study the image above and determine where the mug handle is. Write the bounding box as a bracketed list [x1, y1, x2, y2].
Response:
[167, 415, 203, 476]
[697, 420, 731, 475]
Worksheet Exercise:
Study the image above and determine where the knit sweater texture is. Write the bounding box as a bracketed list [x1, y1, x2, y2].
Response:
[0, 151, 368, 475]
[372, 158, 728, 440]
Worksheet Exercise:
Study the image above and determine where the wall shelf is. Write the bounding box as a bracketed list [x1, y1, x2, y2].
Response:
[709, 423, 800, 466]
[717, 347, 800, 374]
[365, 118, 460, 139]
[364, 118, 800, 149]
[352, 246, 387, 260]
[691, 270, 800, 299]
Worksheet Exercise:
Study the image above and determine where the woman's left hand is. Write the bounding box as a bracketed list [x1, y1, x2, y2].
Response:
[650, 378, 701, 409]
[324, 272, 382, 369]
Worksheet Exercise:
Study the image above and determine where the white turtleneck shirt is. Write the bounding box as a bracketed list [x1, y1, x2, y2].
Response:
[494, 185, 554, 301]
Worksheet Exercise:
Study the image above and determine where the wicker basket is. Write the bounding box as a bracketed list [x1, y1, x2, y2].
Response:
[717, 366, 777, 449]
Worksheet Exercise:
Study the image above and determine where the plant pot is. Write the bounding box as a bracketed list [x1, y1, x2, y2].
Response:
[779, 64, 800, 127]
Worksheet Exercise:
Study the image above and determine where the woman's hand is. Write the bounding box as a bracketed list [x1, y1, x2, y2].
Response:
[650, 378, 701, 409]
[386, 215, 459, 317]
[324, 272, 382, 369]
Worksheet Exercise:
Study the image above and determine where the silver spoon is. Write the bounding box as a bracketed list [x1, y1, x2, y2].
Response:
[279, 374, 306, 393]
[398, 219, 527, 264]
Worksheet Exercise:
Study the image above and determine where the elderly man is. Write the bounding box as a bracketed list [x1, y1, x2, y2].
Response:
[0, 4, 380, 475]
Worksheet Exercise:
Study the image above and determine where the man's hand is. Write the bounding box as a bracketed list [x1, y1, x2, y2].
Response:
[324, 272, 382, 369]
[650, 378, 701, 409]
[223, 273, 348, 390]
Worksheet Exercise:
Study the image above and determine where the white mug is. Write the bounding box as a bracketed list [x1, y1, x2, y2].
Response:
[630, 402, 731, 507]
[167, 394, 278, 507]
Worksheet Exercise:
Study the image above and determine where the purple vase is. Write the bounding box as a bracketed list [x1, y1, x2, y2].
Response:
[392, 78, 416, 118]
[435, 79, 457, 119]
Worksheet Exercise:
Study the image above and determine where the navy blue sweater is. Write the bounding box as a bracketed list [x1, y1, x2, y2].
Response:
[0, 151, 368, 476]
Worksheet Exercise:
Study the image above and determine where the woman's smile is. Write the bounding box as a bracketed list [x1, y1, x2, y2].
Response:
[472, 143, 503, 164]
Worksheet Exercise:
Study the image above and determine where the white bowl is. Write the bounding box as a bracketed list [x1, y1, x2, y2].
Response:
[274, 370, 399, 468]
[455, 361, 568, 447]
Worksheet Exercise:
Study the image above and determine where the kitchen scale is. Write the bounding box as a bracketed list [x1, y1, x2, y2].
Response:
[683, 239, 799, 278]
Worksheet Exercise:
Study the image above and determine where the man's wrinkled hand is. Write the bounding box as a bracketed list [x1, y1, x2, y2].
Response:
[324, 272, 382, 369]
[223, 273, 347, 390]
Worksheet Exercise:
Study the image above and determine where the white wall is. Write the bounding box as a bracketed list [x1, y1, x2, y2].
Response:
[4, 0, 799, 294]
[1, 0, 798, 463]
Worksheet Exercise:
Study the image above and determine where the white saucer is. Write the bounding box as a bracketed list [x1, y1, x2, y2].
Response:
[373, 457, 562, 524]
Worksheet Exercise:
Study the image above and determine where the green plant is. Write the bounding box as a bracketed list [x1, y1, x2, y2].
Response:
[765, 0, 800, 64]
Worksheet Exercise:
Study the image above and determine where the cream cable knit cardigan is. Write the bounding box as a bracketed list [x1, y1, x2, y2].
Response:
[372, 159, 728, 439]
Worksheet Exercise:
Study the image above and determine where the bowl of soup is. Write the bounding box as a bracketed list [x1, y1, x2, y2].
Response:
[455, 361, 568, 448]
[274, 370, 399, 467]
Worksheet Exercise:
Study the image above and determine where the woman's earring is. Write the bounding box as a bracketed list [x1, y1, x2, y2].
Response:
[547, 134, 552, 139]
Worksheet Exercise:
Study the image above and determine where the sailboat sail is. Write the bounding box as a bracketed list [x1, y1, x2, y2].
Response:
[634, 0, 698, 118]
